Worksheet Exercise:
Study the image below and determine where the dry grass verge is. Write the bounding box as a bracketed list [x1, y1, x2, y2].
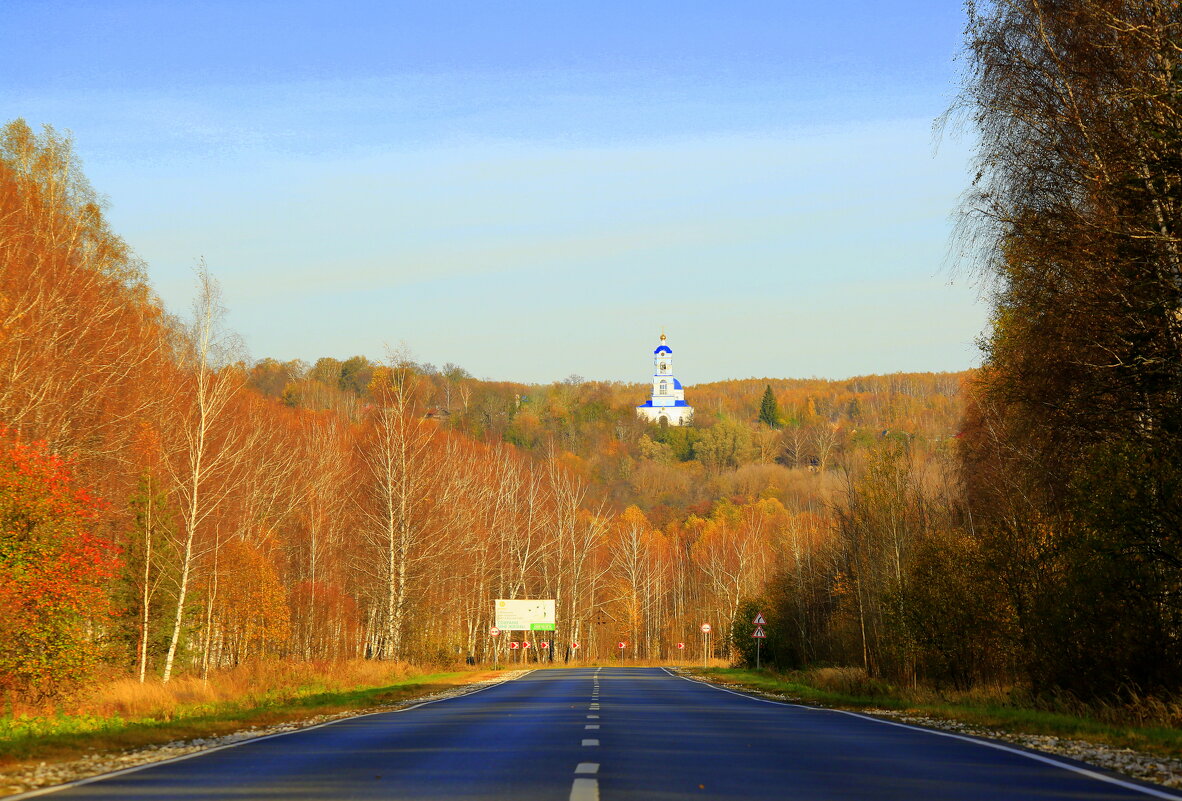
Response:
[80, 660, 417, 721]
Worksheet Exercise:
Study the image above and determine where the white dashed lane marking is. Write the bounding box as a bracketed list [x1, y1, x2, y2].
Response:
[570, 777, 600, 801]
[570, 673, 603, 801]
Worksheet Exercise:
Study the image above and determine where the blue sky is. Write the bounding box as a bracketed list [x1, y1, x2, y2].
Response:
[4, 1, 984, 384]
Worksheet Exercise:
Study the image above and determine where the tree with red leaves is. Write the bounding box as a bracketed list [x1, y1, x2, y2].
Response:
[0, 429, 120, 703]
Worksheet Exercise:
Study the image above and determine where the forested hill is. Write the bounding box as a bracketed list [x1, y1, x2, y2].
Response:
[248, 356, 969, 516]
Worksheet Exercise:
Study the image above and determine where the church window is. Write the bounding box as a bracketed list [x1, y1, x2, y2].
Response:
[659, 380, 668, 395]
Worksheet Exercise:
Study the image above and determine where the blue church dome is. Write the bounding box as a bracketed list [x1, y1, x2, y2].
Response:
[672, 378, 682, 389]
[654, 345, 672, 355]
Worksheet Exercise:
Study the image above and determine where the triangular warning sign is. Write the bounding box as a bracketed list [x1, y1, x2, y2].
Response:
[753, 612, 766, 626]
[752, 626, 766, 638]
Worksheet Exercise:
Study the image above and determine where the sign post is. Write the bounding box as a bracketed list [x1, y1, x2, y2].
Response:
[700, 623, 712, 668]
[490, 626, 500, 669]
[617, 641, 627, 661]
[752, 613, 767, 669]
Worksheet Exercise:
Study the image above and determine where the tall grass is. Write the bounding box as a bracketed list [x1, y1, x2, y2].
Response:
[84, 659, 416, 720]
[785, 667, 1182, 730]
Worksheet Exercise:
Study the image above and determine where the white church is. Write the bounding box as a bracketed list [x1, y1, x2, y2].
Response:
[636, 333, 694, 426]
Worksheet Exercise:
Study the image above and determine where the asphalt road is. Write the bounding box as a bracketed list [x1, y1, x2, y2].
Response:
[14, 667, 1182, 800]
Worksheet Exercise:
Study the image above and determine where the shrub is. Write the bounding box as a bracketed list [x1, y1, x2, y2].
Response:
[0, 430, 119, 703]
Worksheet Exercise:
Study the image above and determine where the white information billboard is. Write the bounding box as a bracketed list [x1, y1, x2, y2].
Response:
[495, 599, 556, 631]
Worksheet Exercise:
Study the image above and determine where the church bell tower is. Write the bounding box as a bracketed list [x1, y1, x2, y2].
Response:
[636, 333, 693, 426]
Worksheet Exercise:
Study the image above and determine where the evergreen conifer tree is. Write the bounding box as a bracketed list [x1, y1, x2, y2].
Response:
[758, 385, 780, 429]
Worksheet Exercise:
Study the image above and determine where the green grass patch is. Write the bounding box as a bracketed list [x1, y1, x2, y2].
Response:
[0, 670, 492, 767]
[692, 667, 1182, 757]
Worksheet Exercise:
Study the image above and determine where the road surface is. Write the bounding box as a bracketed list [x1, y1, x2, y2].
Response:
[12, 667, 1180, 800]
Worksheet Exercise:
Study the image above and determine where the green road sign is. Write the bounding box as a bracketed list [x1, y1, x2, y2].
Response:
[530, 623, 556, 631]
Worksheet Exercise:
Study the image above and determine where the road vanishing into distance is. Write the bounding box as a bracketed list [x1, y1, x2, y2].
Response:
[13, 667, 1181, 801]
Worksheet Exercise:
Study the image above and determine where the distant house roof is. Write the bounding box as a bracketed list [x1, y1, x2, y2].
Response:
[654, 345, 672, 355]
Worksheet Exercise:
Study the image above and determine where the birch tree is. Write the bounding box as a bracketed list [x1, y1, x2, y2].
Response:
[357, 357, 450, 660]
[160, 264, 244, 682]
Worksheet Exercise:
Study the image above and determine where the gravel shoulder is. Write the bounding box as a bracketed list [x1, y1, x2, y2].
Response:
[675, 669, 1182, 792]
[0, 670, 530, 799]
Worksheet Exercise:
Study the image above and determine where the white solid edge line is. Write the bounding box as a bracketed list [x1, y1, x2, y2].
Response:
[660, 668, 1181, 800]
[570, 777, 600, 801]
[5, 670, 537, 801]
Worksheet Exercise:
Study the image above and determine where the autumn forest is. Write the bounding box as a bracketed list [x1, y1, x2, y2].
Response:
[3, 0, 1181, 721]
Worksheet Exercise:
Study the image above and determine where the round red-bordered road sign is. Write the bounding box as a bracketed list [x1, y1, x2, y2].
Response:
[700, 623, 712, 633]
[489, 627, 500, 637]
